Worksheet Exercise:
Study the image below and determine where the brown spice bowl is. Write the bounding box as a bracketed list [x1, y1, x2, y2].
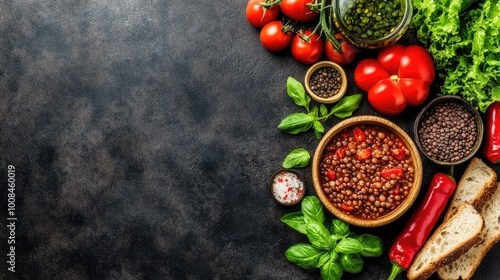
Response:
[305, 61, 347, 104]
[414, 96, 484, 166]
[312, 115, 423, 227]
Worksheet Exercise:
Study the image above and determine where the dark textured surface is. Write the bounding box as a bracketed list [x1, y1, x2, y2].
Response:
[0, 1, 499, 279]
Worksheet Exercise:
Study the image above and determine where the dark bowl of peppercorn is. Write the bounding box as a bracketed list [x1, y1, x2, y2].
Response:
[305, 61, 347, 104]
[414, 96, 484, 166]
[333, 0, 412, 49]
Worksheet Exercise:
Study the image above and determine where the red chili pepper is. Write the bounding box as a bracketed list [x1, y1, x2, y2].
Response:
[326, 170, 336, 181]
[482, 101, 500, 163]
[353, 127, 366, 144]
[355, 148, 371, 160]
[387, 172, 456, 280]
[381, 167, 404, 179]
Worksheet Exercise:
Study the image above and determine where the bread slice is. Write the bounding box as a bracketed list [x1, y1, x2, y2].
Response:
[437, 182, 500, 280]
[406, 203, 484, 280]
[443, 158, 497, 220]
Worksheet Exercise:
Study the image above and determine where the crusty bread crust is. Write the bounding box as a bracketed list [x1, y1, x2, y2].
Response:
[444, 158, 497, 220]
[407, 203, 484, 280]
[437, 182, 500, 280]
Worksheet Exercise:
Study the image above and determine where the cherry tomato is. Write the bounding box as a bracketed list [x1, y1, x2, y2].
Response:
[246, 0, 280, 28]
[280, 0, 318, 22]
[354, 44, 435, 115]
[259, 21, 293, 51]
[290, 30, 324, 64]
[324, 34, 359, 65]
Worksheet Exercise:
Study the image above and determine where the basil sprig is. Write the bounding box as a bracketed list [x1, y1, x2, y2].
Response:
[278, 77, 362, 139]
[281, 196, 383, 280]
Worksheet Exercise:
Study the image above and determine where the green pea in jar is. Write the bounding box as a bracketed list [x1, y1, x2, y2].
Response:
[333, 0, 412, 49]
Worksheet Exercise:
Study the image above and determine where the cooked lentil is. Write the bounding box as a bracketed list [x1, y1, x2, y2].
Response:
[319, 125, 414, 219]
[309, 66, 343, 98]
[417, 102, 478, 163]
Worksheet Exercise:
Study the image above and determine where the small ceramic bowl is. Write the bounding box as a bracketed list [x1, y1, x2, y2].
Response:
[270, 170, 306, 206]
[414, 96, 484, 166]
[305, 61, 347, 104]
[333, 0, 412, 49]
[312, 115, 423, 227]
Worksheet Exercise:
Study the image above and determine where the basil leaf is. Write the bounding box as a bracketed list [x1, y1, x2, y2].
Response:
[313, 121, 324, 139]
[340, 253, 364, 274]
[285, 243, 323, 269]
[281, 212, 306, 234]
[306, 221, 332, 250]
[330, 94, 362, 119]
[334, 237, 363, 254]
[320, 257, 343, 280]
[317, 251, 331, 268]
[278, 113, 315, 134]
[355, 234, 384, 257]
[287, 77, 310, 109]
[301, 196, 325, 224]
[320, 104, 328, 117]
[332, 219, 350, 238]
[282, 148, 310, 169]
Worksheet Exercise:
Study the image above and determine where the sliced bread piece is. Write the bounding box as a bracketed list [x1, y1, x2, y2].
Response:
[437, 182, 500, 280]
[444, 158, 497, 220]
[406, 203, 484, 280]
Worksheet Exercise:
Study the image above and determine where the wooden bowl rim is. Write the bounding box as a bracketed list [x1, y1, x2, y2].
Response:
[312, 115, 423, 227]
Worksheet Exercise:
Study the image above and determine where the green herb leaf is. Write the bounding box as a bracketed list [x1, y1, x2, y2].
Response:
[334, 237, 363, 254]
[285, 243, 323, 269]
[282, 148, 310, 168]
[330, 94, 362, 118]
[320, 257, 343, 280]
[287, 76, 311, 109]
[317, 251, 331, 268]
[301, 196, 325, 224]
[306, 221, 332, 250]
[281, 212, 306, 234]
[278, 113, 315, 134]
[332, 219, 350, 238]
[313, 121, 324, 139]
[320, 104, 328, 117]
[340, 253, 364, 274]
[355, 234, 384, 257]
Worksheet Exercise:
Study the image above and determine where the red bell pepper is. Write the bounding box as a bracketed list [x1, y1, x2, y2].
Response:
[387, 171, 456, 280]
[482, 101, 500, 163]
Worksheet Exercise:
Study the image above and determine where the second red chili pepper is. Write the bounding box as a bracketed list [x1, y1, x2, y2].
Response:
[482, 101, 500, 163]
[387, 171, 456, 280]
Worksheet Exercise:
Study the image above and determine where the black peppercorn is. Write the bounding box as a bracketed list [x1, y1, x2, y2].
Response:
[309, 66, 343, 98]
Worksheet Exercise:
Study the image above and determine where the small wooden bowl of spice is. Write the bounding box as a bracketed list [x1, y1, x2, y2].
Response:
[414, 96, 484, 166]
[270, 170, 306, 206]
[305, 61, 347, 104]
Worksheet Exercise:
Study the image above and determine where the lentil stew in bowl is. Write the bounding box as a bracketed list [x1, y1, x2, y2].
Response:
[312, 116, 423, 227]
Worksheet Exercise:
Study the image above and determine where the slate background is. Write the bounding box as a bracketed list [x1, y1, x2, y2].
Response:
[1, 1, 499, 279]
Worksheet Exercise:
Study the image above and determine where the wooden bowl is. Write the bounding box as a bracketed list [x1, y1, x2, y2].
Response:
[312, 115, 423, 227]
[414, 95, 484, 166]
[304, 61, 347, 104]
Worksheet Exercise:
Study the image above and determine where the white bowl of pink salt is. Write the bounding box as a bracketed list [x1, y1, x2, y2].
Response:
[270, 170, 306, 206]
